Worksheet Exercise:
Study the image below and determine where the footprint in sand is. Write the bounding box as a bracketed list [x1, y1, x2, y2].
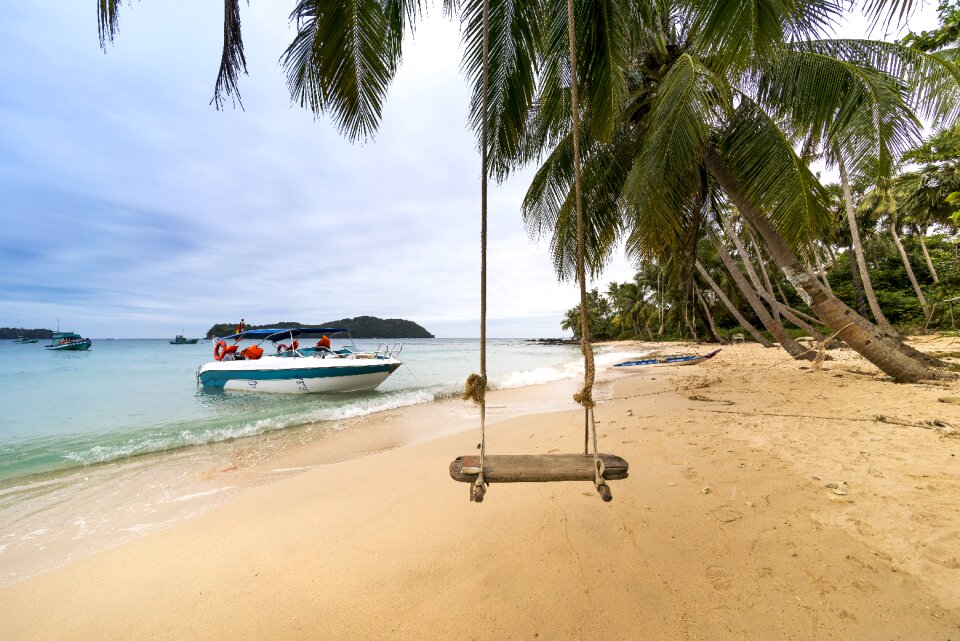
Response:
[706, 565, 733, 591]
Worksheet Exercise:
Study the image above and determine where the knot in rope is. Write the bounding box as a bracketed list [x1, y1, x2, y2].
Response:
[573, 339, 596, 408]
[462, 373, 487, 405]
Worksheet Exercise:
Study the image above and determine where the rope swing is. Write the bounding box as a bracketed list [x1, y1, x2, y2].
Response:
[450, 0, 628, 502]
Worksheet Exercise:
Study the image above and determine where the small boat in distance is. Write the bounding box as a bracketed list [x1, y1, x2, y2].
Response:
[13, 336, 39, 344]
[197, 327, 402, 393]
[46, 332, 92, 351]
[170, 335, 199, 345]
[614, 348, 721, 368]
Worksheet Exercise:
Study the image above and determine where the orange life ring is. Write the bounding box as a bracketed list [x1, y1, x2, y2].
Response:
[214, 340, 238, 361]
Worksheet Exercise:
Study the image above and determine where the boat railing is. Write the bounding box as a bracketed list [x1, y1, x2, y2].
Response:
[375, 342, 403, 359]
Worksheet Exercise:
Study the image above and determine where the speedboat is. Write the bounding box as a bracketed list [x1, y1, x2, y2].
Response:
[197, 327, 402, 393]
[46, 332, 92, 351]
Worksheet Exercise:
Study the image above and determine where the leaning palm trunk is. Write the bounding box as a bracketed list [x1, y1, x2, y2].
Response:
[711, 233, 812, 359]
[705, 148, 945, 382]
[837, 154, 894, 332]
[889, 213, 930, 319]
[695, 262, 772, 347]
[915, 226, 940, 283]
[811, 245, 833, 294]
[847, 243, 869, 316]
[696, 287, 722, 343]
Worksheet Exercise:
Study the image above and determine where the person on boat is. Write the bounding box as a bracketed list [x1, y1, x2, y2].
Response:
[316, 335, 332, 357]
[236, 318, 245, 334]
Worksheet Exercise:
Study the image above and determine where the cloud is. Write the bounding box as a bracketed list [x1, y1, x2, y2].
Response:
[0, 1, 635, 337]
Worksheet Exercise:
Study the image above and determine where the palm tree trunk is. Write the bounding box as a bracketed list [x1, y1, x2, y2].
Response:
[752, 243, 828, 341]
[705, 147, 945, 382]
[811, 245, 833, 294]
[889, 214, 930, 319]
[837, 153, 894, 332]
[711, 233, 812, 359]
[696, 287, 722, 343]
[695, 262, 772, 347]
[848, 243, 869, 316]
[915, 226, 940, 283]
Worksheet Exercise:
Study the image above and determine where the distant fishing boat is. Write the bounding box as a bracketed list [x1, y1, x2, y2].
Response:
[197, 328, 401, 393]
[614, 348, 721, 368]
[170, 335, 199, 345]
[13, 336, 39, 344]
[46, 332, 92, 351]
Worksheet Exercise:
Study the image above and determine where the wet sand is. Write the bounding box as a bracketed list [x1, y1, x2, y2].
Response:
[1, 339, 959, 640]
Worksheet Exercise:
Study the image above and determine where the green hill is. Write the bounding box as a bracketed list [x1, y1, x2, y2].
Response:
[205, 316, 433, 339]
[0, 327, 53, 340]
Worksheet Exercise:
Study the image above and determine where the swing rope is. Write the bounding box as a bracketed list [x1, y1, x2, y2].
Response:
[460, 0, 491, 502]
[565, 0, 606, 495]
[461, 0, 608, 502]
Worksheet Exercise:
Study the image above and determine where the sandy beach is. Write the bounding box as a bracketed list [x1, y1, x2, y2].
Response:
[2, 338, 960, 640]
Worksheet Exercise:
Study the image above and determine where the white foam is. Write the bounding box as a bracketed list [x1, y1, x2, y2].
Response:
[170, 486, 235, 503]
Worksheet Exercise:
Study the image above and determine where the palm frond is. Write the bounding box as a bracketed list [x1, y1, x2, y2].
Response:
[800, 39, 960, 127]
[97, 0, 122, 48]
[755, 44, 922, 180]
[621, 54, 718, 253]
[684, 0, 841, 71]
[281, 0, 398, 141]
[522, 129, 633, 279]
[461, 0, 543, 180]
[718, 98, 831, 247]
[211, 0, 248, 110]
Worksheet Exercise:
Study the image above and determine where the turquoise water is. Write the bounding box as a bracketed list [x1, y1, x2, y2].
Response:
[0, 338, 588, 481]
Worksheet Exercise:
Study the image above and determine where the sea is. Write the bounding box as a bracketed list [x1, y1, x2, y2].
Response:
[0, 337, 643, 584]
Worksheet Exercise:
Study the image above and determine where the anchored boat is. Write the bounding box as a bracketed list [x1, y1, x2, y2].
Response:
[613, 348, 720, 368]
[197, 328, 402, 393]
[45, 332, 92, 351]
[13, 336, 39, 344]
[170, 335, 199, 345]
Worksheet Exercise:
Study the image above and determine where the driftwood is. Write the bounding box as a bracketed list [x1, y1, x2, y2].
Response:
[449, 454, 629, 483]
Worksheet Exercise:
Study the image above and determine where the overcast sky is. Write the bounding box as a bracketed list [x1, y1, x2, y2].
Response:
[0, 2, 940, 338]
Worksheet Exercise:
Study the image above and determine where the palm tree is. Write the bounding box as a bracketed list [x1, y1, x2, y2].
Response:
[516, 0, 959, 381]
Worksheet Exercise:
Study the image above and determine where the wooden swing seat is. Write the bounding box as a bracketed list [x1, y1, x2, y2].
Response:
[449, 454, 628, 484]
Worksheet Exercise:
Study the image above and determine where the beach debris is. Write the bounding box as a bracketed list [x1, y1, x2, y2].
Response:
[745, 501, 754, 508]
[874, 415, 958, 438]
[218, 464, 237, 473]
[702, 486, 711, 494]
[937, 396, 960, 405]
[626, 409, 634, 416]
[825, 481, 847, 496]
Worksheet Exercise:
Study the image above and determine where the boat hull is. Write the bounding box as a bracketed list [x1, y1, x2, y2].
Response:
[198, 357, 401, 393]
[46, 340, 92, 351]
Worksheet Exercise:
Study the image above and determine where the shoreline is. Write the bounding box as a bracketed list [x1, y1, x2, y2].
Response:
[2, 340, 959, 639]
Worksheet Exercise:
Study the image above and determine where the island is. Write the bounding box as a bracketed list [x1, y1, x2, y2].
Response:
[205, 316, 434, 339]
[0, 327, 53, 340]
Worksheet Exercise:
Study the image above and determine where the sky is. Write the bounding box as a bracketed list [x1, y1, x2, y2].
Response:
[0, 1, 941, 338]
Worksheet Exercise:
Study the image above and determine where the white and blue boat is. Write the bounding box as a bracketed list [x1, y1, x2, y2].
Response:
[197, 328, 402, 393]
[613, 348, 721, 368]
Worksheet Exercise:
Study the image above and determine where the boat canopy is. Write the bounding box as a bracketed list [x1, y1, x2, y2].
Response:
[219, 328, 349, 342]
[51, 332, 83, 339]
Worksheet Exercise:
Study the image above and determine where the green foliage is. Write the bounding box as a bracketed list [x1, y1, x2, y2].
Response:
[205, 316, 433, 339]
[0, 328, 53, 340]
[902, 1, 960, 52]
